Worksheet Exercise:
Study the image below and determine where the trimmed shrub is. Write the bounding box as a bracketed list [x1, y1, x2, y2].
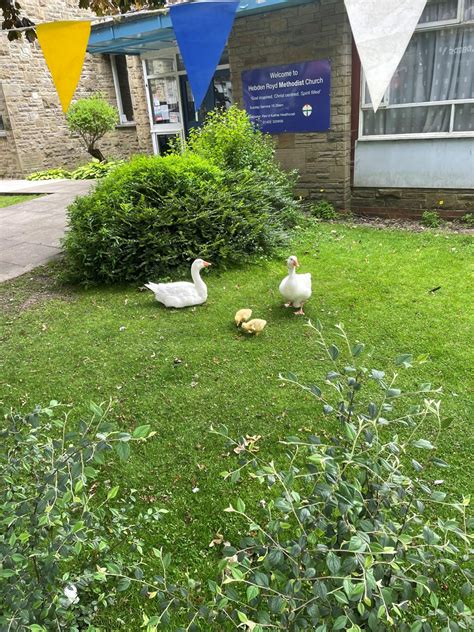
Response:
[63, 153, 285, 284]
[66, 94, 118, 162]
[172, 106, 300, 227]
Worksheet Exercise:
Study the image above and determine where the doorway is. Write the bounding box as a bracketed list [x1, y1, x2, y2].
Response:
[143, 52, 184, 155]
[143, 48, 233, 155]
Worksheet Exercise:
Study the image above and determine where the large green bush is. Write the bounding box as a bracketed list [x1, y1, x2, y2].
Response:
[64, 153, 285, 284]
[174, 106, 300, 226]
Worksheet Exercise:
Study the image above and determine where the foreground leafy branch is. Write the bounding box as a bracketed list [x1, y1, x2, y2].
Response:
[0, 401, 157, 630]
[210, 322, 473, 631]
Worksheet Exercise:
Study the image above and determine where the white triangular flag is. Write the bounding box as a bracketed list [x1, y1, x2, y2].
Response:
[345, 0, 427, 112]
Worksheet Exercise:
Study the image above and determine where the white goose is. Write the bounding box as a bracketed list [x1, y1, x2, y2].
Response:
[145, 259, 211, 308]
[279, 255, 312, 315]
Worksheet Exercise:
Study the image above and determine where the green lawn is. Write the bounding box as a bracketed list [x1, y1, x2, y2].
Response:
[0, 194, 42, 208]
[1, 222, 473, 627]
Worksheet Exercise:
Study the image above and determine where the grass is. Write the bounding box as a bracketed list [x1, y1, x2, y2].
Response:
[1, 222, 473, 627]
[0, 194, 42, 208]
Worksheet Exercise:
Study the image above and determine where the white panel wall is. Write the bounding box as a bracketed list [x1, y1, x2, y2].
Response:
[354, 138, 474, 189]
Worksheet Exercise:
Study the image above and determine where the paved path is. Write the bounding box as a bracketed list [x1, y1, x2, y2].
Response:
[0, 179, 94, 282]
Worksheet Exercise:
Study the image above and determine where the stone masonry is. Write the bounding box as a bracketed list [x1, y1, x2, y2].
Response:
[0, 0, 152, 178]
[229, 0, 353, 210]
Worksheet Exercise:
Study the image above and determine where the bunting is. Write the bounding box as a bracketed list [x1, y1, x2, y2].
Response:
[36, 20, 91, 113]
[170, 1, 239, 112]
[344, 0, 427, 112]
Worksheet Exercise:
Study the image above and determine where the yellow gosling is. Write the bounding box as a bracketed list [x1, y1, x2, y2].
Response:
[235, 308, 252, 326]
[241, 319, 267, 335]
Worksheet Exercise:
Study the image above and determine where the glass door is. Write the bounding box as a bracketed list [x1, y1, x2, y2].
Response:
[143, 54, 184, 155]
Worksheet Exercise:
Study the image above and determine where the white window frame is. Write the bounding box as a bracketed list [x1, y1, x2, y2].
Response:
[142, 49, 185, 154]
[359, 0, 474, 141]
[110, 54, 136, 126]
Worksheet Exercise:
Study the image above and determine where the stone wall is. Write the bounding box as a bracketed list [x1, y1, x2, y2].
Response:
[352, 187, 474, 219]
[0, 84, 23, 177]
[228, 0, 353, 210]
[0, 0, 152, 178]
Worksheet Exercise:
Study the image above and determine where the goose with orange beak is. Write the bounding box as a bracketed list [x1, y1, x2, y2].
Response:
[145, 259, 211, 308]
[279, 255, 312, 315]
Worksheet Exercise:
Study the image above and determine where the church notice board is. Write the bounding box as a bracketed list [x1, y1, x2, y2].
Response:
[242, 59, 331, 134]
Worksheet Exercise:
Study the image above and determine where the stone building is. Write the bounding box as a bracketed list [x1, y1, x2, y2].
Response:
[1, 0, 473, 217]
[0, 0, 152, 179]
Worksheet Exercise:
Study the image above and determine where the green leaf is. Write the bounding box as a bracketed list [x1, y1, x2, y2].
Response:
[395, 354, 413, 368]
[386, 388, 401, 398]
[237, 611, 248, 623]
[132, 424, 151, 439]
[107, 485, 120, 500]
[371, 369, 385, 380]
[328, 344, 339, 360]
[431, 457, 449, 468]
[247, 584, 259, 601]
[334, 590, 349, 605]
[348, 535, 367, 552]
[90, 402, 103, 417]
[326, 551, 341, 574]
[423, 526, 441, 545]
[333, 615, 348, 630]
[352, 343, 365, 357]
[115, 441, 130, 461]
[254, 572, 269, 588]
[236, 498, 246, 513]
[310, 384, 322, 397]
[412, 439, 435, 450]
[117, 577, 131, 591]
[411, 459, 423, 471]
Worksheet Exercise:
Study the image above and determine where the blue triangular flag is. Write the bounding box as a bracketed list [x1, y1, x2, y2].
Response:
[170, 0, 239, 111]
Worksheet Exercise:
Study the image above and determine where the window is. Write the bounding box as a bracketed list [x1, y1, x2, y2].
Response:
[110, 55, 134, 124]
[144, 55, 181, 126]
[360, 0, 474, 138]
[177, 51, 232, 125]
[0, 115, 4, 131]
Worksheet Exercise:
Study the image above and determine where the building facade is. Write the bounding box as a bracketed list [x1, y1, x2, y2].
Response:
[1, 0, 473, 217]
[0, 0, 153, 179]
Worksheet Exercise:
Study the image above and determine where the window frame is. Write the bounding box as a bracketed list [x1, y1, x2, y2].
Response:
[359, 0, 474, 141]
[110, 54, 136, 126]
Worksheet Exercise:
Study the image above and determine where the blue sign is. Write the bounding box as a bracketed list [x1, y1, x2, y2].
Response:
[242, 60, 331, 134]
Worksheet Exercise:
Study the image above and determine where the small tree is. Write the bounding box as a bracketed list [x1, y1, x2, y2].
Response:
[66, 94, 118, 162]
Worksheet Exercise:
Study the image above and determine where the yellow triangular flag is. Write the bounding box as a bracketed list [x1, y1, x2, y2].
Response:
[36, 21, 91, 113]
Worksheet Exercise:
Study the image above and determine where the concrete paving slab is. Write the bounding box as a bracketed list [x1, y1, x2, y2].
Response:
[0, 241, 61, 267]
[0, 180, 93, 195]
[0, 260, 30, 283]
[0, 179, 95, 281]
